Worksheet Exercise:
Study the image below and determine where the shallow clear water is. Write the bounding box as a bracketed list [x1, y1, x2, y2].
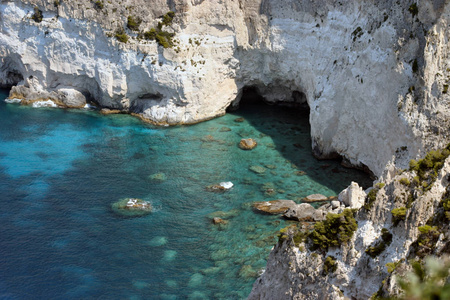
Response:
[0, 90, 372, 299]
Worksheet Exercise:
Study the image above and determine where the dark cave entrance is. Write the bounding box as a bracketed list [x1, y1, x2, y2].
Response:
[226, 86, 373, 190]
[227, 86, 310, 112]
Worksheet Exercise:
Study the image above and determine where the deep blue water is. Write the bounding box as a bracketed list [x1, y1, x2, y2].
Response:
[0, 89, 371, 299]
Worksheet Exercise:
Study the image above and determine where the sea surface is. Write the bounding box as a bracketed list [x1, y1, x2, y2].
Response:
[0, 89, 372, 299]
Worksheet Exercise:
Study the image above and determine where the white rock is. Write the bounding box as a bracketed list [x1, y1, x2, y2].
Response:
[219, 181, 233, 189]
[338, 182, 366, 209]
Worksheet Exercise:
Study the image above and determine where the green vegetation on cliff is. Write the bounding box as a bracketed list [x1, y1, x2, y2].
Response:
[309, 209, 358, 251]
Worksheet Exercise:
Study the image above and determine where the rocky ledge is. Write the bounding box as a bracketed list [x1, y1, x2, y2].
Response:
[249, 145, 450, 299]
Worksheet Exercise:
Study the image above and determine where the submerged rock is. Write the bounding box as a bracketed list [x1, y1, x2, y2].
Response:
[252, 200, 297, 215]
[111, 198, 152, 217]
[149, 172, 167, 182]
[249, 165, 266, 174]
[212, 217, 228, 225]
[239, 138, 257, 150]
[239, 265, 258, 280]
[206, 181, 234, 192]
[302, 193, 328, 203]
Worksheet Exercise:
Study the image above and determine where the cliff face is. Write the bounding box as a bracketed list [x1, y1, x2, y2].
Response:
[1, 0, 449, 176]
[1, 1, 450, 298]
[249, 153, 450, 299]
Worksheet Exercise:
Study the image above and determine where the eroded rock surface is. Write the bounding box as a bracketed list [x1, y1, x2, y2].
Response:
[1, 0, 449, 176]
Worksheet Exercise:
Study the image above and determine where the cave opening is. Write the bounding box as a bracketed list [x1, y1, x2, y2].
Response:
[226, 85, 373, 191]
[227, 86, 310, 112]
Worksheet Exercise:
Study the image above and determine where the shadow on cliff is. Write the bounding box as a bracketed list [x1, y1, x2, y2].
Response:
[228, 87, 373, 194]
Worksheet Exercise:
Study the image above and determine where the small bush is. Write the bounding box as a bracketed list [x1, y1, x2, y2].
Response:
[386, 259, 403, 274]
[443, 84, 449, 94]
[410, 225, 440, 258]
[366, 228, 393, 258]
[399, 177, 410, 186]
[161, 11, 175, 26]
[392, 207, 407, 225]
[143, 28, 157, 40]
[94, 0, 104, 10]
[31, 7, 43, 23]
[352, 26, 363, 41]
[54, 0, 60, 7]
[409, 145, 450, 191]
[142, 11, 175, 48]
[309, 209, 358, 251]
[323, 256, 337, 274]
[408, 3, 418, 17]
[127, 15, 142, 31]
[115, 28, 128, 43]
[364, 183, 385, 210]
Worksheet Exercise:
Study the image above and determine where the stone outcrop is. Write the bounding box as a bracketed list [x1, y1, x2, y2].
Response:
[0, 0, 449, 176]
[338, 181, 366, 209]
[249, 153, 450, 299]
[252, 200, 297, 215]
[302, 193, 328, 203]
[283, 203, 327, 222]
[239, 138, 257, 150]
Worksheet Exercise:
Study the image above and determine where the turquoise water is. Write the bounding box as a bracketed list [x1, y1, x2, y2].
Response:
[0, 89, 372, 299]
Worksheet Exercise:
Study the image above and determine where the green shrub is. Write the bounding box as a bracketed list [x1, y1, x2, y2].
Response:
[410, 225, 440, 258]
[366, 228, 393, 258]
[408, 3, 418, 17]
[399, 177, 410, 186]
[142, 11, 175, 48]
[409, 145, 450, 191]
[94, 0, 104, 10]
[161, 11, 175, 26]
[54, 0, 60, 7]
[31, 7, 43, 23]
[309, 209, 358, 251]
[115, 28, 128, 43]
[443, 84, 449, 94]
[392, 207, 407, 225]
[143, 28, 157, 40]
[386, 259, 403, 273]
[323, 256, 337, 274]
[127, 15, 142, 31]
[364, 183, 385, 210]
[352, 26, 363, 42]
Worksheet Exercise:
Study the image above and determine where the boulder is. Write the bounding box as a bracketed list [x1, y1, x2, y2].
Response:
[111, 198, 152, 217]
[338, 181, 366, 209]
[57, 88, 86, 108]
[212, 217, 228, 225]
[252, 200, 297, 215]
[249, 165, 266, 174]
[149, 172, 167, 182]
[303, 193, 328, 203]
[206, 181, 233, 192]
[283, 203, 327, 222]
[239, 138, 257, 150]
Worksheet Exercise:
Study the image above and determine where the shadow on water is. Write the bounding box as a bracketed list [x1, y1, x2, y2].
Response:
[228, 87, 373, 193]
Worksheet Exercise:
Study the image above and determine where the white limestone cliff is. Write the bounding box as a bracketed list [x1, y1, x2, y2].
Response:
[1, 1, 450, 299]
[0, 0, 449, 177]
